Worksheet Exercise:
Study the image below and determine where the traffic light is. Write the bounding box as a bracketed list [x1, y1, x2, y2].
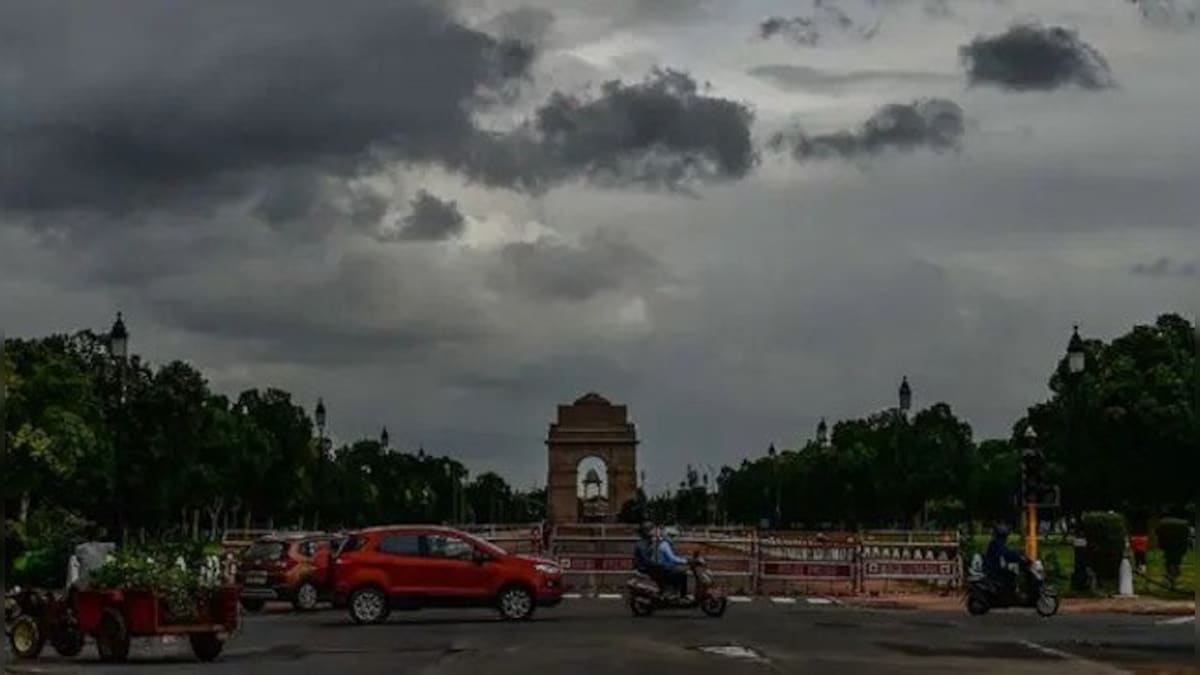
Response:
[1020, 447, 1045, 506]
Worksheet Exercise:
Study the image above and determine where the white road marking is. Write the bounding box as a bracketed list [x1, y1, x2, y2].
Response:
[562, 593, 583, 599]
[1020, 640, 1129, 675]
[697, 645, 767, 662]
[805, 597, 834, 605]
[597, 593, 623, 600]
[728, 596, 753, 603]
[769, 597, 797, 604]
[1156, 615, 1194, 625]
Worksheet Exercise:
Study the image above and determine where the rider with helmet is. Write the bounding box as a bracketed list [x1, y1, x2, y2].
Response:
[984, 524, 1024, 597]
[655, 526, 691, 599]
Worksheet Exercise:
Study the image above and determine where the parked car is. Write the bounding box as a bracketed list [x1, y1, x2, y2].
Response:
[332, 525, 563, 623]
[236, 533, 343, 612]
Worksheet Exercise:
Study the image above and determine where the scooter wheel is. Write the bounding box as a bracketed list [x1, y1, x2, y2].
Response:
[1035, 593, 1059, 617]
[630, 596, 654, 617]
[700, 596, 727, 618]
[966, 596, 989, 616]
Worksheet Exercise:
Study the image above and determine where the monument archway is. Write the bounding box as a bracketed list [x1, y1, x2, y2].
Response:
[546, 393, 638, 523]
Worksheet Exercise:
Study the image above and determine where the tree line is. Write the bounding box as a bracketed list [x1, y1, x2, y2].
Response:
[627, 314, 1197, 532]
[4, 314, 1196, 555]
[3, 330, 544, 559]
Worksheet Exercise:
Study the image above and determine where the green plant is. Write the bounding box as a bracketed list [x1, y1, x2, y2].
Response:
[91, 543, 222, 622]
[1080, 511, 1128, 588]
[1155, 518, 1190, 588]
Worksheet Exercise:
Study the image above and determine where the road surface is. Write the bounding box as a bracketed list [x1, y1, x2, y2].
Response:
[4, 598, 1196, 674]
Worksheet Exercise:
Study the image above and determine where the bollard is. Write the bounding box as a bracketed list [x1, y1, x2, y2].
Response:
[1117, 557, 1134, 597]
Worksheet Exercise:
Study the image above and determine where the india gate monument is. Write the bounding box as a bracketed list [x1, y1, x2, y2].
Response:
[545, 393, 639, 524]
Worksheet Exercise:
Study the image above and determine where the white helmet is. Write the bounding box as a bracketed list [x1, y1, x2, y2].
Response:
[662, 526, 680, 540]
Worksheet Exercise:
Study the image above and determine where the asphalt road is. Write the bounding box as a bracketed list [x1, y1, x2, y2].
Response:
[4, 599, 1196, 674]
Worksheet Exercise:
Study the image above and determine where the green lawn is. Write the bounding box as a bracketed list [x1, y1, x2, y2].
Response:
[964, 533, 1196, 599]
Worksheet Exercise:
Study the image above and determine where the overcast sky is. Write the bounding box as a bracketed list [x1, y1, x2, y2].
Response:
[2, 0, 1197, 490]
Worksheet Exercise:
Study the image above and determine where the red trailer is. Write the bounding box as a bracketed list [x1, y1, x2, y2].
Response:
[73, 586, 241, 662]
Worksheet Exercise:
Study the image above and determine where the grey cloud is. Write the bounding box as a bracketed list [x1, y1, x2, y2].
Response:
[770, 98, 965, 161]
[462, 69, 756, 192]
[149, 249, 491, 366]
[492, 230, 660, 301]
[0, 0, 533, 218]
[1131, 257, 1199, 278]
[759, 2, 880, 46]
[749, 64, 954, 92]
[960, 23, 1115, 91]
[394, 191, 467, 242]
[485, 7, 557, 44]
[1132, 0, 1199, 28]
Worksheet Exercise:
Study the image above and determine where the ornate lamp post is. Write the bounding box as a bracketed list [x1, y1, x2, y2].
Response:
[1067, 326, 1086, 375]
[314, 398, 327, 529]
[898, 376, 912, 416]
[108, 312, 129, 542]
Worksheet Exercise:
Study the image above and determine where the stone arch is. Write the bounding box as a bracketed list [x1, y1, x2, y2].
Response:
[576, 456, 609, 522]
[546, 393, 639, 523]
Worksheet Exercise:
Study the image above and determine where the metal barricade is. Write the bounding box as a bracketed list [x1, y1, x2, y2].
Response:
[756, 532, 858, 595]
[549, 524, 638, 591]
[860, 530, 962, 592]
[466, 523, 546, 556]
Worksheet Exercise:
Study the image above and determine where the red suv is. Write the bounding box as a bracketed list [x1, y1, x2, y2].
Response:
[332, 525, 563, 623]
[237, 533, 342, 612]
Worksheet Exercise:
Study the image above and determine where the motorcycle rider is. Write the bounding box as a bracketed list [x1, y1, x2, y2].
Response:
[656, 526, 691, 600]
[633, 521, 659, 577]
[984, 524, 1024, 599]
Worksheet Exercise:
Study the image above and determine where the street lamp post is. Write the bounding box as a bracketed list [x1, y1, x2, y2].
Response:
[108, 313, 129, 543]
[380, 426, 390, 450]
[898, 377, 912, 417]
[314, 398, 326, 529]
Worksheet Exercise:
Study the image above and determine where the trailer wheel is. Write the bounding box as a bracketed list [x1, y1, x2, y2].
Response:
[9, 615, 45, 659]
[190, 632, 224, 661]
[51, 623, 85, 657]
[96, 608, 130, 663]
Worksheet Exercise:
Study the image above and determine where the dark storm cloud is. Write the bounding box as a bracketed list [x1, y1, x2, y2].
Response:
[960, 23, 1115, 91]
[770, 98, 965, 161]
[149, 250, 491, 366]
[492, 230, 660, 301]
[460, 69, 756, 192]
[0, 0, 534, 218]
[394, 191, 467, 242]
[749, 64, 953, 92]
[759, 2, 880, 47]
[1131, 257, 1199, 278]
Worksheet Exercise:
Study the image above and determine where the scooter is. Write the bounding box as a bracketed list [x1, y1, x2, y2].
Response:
[966, 556, 1059, 617]
[626, 555, 727, 618]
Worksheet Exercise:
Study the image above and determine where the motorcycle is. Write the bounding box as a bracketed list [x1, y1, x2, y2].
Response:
[626, 555, 727, 618]
[966, 556, 1059, 617]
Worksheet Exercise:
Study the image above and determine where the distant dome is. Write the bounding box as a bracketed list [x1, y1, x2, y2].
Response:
[583, 468, 602, 484]
[574, 392, 611, 405]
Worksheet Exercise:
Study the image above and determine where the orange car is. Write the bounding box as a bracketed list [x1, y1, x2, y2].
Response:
[331, 525, 563, 623]
[237, 533, 341, 612]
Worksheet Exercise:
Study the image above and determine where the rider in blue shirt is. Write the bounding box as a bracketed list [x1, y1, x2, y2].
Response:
[656, 526, 690, 598]
[984, 524, 1023, 596]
